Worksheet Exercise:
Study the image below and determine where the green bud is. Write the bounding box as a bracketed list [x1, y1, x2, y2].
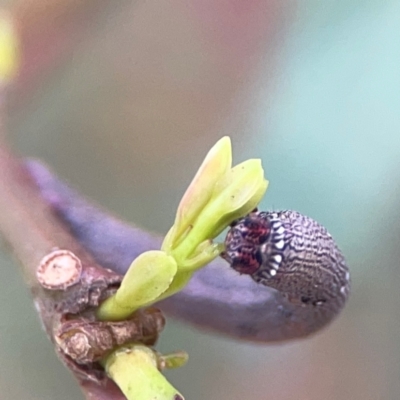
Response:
[97, 251, 177, 321]
[95, 136, 269, 400]
[157, 351, 189, 370]
[178, 242, 224, 272]
[104, 344, 184, 400]
[154, 271, 193, 301]
[171, 159, 268, 263]
[164, 136, 232, 251]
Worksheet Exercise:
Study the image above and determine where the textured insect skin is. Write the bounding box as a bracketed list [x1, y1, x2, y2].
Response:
[222, 210, 350, 316]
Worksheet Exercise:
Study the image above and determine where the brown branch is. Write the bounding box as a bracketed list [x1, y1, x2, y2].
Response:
[0, 133, 151, 399]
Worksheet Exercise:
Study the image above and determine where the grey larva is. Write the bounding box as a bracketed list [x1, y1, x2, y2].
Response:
[222, 210, 350, 314]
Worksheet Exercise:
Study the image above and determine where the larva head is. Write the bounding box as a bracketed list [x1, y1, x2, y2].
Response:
[221, 211, 284, 276]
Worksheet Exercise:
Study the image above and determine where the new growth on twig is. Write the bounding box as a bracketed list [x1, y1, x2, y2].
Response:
[89, 136, 268, 399]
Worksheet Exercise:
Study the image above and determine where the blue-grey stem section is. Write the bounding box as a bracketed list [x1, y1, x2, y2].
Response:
[26, 160, 349, 342]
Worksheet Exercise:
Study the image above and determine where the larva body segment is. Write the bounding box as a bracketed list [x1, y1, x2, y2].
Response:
[222, 210, 350, 315]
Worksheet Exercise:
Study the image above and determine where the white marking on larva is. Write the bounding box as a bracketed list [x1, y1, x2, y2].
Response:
[276, 227, 285, 235]
[340, 286, 346, 294]
[260, 243, 268, 253]
[345, 272, 350, 281]
[275, 240, 285, 250]
[273, 254, 282, 264]
[270, 269, 277, 276]
[270, 262, 279, 270]
[270, 213, 278, 219]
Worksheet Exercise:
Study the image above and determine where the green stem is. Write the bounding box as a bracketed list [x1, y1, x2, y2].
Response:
[96, 294, 132, 321]
[103, 344, 184, 400]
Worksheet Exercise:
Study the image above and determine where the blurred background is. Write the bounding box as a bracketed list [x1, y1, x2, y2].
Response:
[0, 0, 399, 399]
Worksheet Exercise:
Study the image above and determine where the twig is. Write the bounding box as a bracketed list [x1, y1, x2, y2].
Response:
[0, 134, 146, 400]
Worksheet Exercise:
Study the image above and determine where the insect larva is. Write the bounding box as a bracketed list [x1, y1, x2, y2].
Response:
[222, 210, 350, 311]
